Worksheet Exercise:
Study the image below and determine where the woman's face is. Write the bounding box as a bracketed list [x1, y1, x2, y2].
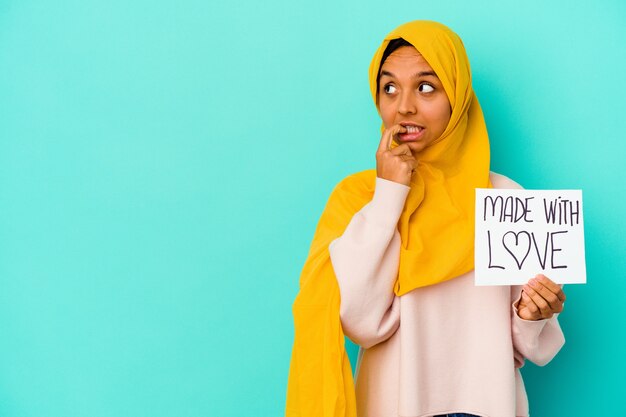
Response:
[378, 46, 452, 153]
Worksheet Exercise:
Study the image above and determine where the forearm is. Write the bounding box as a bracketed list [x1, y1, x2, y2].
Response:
[329, 177, 409, 348]
[510, 286, 566, 366]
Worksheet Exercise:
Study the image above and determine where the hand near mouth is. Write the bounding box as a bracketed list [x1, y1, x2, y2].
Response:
[397, 122, 426, 143]
[375, 124, 417, 186]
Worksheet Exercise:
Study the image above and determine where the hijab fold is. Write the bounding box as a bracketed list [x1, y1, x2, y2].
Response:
[286, 21, 492, 416]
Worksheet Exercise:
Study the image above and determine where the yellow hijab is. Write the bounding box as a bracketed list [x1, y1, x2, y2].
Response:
[286, 20, 491, 416]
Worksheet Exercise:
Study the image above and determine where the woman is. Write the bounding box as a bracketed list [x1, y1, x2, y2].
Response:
[286, 21, 565, 417]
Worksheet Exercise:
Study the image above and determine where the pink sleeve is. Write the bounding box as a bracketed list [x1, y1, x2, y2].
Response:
[510, 285, 566, 367]
[329, 177, 409, 349]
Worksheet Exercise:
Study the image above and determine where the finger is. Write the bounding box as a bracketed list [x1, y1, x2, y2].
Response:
[377, 129, 393, 153]
[388, 124, 407, 149]
[523, 284, 553, 319]
[390, 143, 412, 156]
[378, 125, 406, 153]
[528, 278, 563, 312]
[520, 290, 532, 307]
[401, 155, 417, 169]
[398, 154, 416, 164]
[522, 285, 547, 315]
[517, 305, 531, 321]
[536, 274, 566, 302]
[519, 291, 540, 320]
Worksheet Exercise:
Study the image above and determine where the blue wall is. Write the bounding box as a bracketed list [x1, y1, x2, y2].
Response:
[1, 0, 624, 415]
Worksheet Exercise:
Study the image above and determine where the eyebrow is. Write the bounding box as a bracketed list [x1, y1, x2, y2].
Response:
[380, 70, 439, 79]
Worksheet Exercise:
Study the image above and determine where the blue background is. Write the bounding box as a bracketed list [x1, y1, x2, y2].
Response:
[1, 0, 625, 415]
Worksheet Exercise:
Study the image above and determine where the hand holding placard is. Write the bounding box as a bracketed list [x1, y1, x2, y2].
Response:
[516, 274, 566, 320]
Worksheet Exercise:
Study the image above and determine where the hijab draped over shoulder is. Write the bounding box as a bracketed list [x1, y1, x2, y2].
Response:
[286, 20, 492, 417]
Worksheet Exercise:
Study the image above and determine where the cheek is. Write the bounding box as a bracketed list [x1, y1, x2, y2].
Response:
[378, 103, 395, 127]
[431, 101, 452, 129]
[382, 111, 394, 127]
[441, 108, 452, 127]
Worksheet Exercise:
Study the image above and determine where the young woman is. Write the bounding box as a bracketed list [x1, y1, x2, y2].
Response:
[286, 20, 566, 417]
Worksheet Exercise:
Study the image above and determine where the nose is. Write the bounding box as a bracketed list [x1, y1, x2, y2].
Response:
[398, 91, 417, 115]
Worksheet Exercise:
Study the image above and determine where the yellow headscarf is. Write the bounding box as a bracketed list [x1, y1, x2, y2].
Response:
[286, 20, 491, 417]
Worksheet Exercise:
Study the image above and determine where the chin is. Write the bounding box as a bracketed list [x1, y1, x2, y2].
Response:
[407, 142, 427, 154]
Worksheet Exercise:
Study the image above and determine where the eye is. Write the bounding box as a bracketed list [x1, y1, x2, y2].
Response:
[418, 83, 435, 93]
[383, 84, 397, 94]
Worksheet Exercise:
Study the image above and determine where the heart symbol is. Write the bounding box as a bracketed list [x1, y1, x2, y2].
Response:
[502, 231, 531, 270]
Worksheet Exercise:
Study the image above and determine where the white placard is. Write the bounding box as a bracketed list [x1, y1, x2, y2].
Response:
[474, 188, 586, 286]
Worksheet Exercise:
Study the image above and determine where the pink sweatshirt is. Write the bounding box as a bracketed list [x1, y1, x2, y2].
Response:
[328, 172, 564, 417]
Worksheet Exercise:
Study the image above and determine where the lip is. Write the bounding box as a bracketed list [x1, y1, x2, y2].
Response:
[398, 121, 425, 142]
